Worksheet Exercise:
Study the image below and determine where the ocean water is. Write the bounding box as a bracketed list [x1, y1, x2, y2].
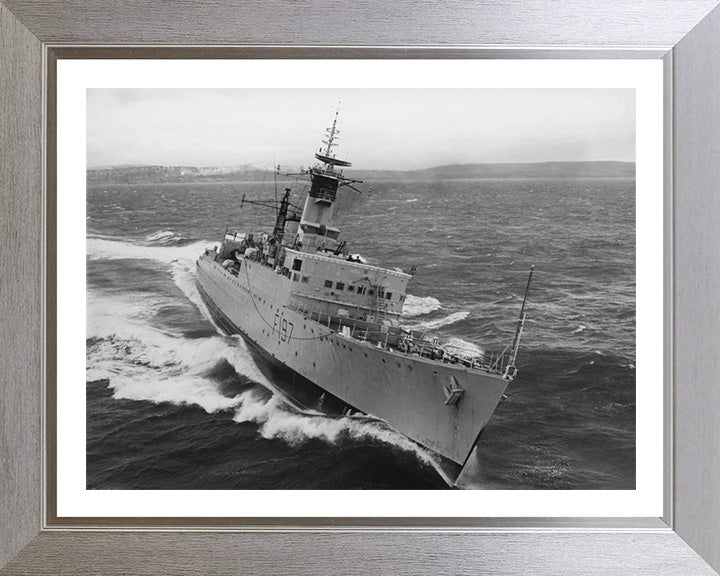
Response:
[86, 177, 635, 490]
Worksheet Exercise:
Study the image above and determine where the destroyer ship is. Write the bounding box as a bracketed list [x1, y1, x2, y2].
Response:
[196, 115, 532, 477]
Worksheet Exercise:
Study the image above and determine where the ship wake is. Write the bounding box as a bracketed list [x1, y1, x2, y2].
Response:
[87, 302, 452, 484]
[87, 233, 222, 331]
[87, 291, 274, 412]
[85, 236, 455, 482]
[232, 390, 455, 485]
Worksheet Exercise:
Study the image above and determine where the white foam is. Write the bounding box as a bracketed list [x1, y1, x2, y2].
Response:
[406, 311, 469, 331]
[87, 236, 210, 265]
[111, 373, 245, 413]
[89, 331, 271, 413]
[170, 258, 224, 332]
[442, 336, 484, 358]
[145, 229, 180, 243]
[231, 390, 453, 485]
[87, 291, 165, 340]
[86, 236, 454, 483]
[87, 287, 274, 413]
[87, 235, 223, 331]
[402, 295, 441, 317]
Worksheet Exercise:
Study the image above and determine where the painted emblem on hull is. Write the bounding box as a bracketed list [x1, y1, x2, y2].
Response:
[443, 375, 465, 406]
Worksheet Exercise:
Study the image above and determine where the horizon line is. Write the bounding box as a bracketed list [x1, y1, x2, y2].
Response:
[87, 159, 637, 171]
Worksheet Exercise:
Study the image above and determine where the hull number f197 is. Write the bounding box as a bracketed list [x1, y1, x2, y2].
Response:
[273, 310, 294, 344]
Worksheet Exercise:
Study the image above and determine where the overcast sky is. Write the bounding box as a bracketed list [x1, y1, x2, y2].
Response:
[87, 89, 635, 170]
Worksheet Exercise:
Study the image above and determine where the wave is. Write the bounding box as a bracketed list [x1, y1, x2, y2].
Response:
[402, 295, 441, 317]
[86, 288, 273, 413]
[86, 289, 451, 479]
[405, 311, 470, 331]
[145, 229, 183, 244]
[170, 256, 223, 333]
[87, 235, 213, 265]
[442, 336, 484, 357]
[87, 235, 222, 331]
[232, 390, 453, 485]
[573, 324, 587, 334]
[88, 331, 271, 412]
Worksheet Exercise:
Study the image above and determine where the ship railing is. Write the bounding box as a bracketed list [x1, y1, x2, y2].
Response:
[311, 311, 379, 340]
[397, 334, 513, 375]
[297, 309, 390, 345]
[310, 189, 336, 202]
[287, 300, 311, 317]
[313, 166, 342, 178]
[286, 304, 513, 375]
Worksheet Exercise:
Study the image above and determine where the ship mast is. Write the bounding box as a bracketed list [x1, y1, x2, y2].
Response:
[312, 110, 354, 172]
[240, 187, 301, 246]
[293, 112, 363, 254]
[509, 265, 534, 369]
[321, 111, 340, 163]
[273, 188, 296, 246]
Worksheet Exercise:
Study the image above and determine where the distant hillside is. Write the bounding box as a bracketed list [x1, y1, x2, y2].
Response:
[86, 164, 273, 185]
[349, 161, 634, 181]
[87, 161, 634, 186]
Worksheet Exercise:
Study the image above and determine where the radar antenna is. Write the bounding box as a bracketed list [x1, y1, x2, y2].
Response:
[322, 110, 340, 158]
[315, 110, 352, 169]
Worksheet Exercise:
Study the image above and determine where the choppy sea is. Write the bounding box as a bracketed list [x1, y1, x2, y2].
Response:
[86, 176, 635, 490]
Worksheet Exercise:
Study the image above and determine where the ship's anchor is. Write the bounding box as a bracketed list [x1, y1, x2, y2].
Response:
[443, 375, 464, 406]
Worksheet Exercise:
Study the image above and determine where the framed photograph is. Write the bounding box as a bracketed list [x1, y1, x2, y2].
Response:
[2, 2, 719, 575]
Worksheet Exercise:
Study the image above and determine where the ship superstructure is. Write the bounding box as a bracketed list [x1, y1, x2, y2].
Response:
[196, 114, 531, 476]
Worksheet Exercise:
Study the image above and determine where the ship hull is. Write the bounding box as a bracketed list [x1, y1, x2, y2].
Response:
[198, 281, 354, 415]
[196, 254, 510, 467]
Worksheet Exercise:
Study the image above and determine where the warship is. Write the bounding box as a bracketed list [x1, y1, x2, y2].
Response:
[196, 114, 532, 477]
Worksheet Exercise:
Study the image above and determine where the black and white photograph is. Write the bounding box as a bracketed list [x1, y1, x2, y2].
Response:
[10, 1, 720, 573]
[85, 87, 637, 491]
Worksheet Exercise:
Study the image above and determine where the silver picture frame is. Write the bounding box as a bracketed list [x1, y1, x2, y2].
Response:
[1, 1, 719, 574]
